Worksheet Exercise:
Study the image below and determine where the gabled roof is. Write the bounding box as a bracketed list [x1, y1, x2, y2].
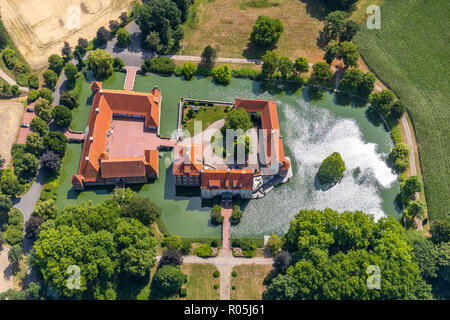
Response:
[235, 98, 287, 168]
[73, 82, 161, 184]
[201, 169, 253, 190]
[173, 144, 203, 176]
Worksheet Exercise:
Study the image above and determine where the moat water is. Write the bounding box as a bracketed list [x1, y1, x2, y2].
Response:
[134, 75, 401, 238]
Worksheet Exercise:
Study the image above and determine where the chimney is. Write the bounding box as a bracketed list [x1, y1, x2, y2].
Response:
[85, 156, 89, 161]
[89, 136, 94, 141]
[241, 170, 246, 175]
[95, 108, 99, 113]
[99, 89, 103, 94]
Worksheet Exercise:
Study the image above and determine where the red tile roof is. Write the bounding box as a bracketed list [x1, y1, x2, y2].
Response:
[173, 144, 203, 176]
[73, 82, 160, 185]
[201, 169, 253, 190]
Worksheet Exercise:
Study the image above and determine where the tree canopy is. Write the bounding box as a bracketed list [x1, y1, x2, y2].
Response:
[317, 152, 346, 185]
[88, 49, 114, 80]
[250, 15, 284, 47]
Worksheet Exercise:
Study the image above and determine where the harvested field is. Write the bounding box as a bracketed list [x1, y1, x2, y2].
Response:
[0, 0, 134, 70]
[0, 100, 24, 166]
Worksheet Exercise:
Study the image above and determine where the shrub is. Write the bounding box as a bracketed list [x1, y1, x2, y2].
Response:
[179, 288, 187, 297]
[27, 89, 39, 103]
[212, 64, 232, 85]
[43, 131, 68, 156]
[232, 271, 237, 277]
[310, 62, 333, 87]
[34, 99, 52, 122]
[159, 247, 183, 266]
[211, 239, 218, 247]
[88, 49, 114, 80]
[174, 65, 182, 77]
[267, 234, 282, 255]
[163, 235, 182, 249]
[231, 205, 243, 224]
[48, 54, 65, 74]
[389, 143, 411, 173]
[59, 91, 79, 110]
[317, 152, 346, 185]
[232, 67, 262, 80]
[232, 285, 236, 290]
[180, 240, 192, 255]
[182, 62, 196, 80]
[213, 283, 219, 289]
[152, 265, 186, 296]
[213, 270, 220, 278]
[210, 204, 224, 224]
[196, 243, 213, 257]
[0, 174, 23, 198]
[149, 57, 176, 74]
[5, 225, 23, 246]
[39, 88, 54, 103]
[30, 117, 50, 136]
[116, 28, 131, 48]
[52, 105, 72, 127]
[250, 15, 284, 47]
[201, 45, 217, 67]
[8, 208, 23, 226]
[43, 69, 58, 88]
[369, 90, 396, 116]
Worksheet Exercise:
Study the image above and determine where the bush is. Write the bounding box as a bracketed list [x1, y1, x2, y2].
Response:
[389, 143, 411, 173]
[30, 117, 50, 136]
[182, 62, 196, 80]
[0, 174, 23, 198]
[159, 247, 183, 266]
[232, 285, 236, 290]
[48, 54, 65, 74]
[250, 15, 284, 47]
[149, 57, 176, 74]
[196, 243, 213, 257]
[113, 58, 125, 71]
[39, 88, 54, 103]
[267, 234, 282, 255]
[317, 152, 346, 185]
[34, 99, 52, 123]
[43, 69, 58, 88]
[180, 240, 192, 255]
[59, 91, 79, 110]
[152, 265, 186, 297]
[213, 270, 220, 278]
[51, 105, 72, 127]
[88, 49, 114, 80]
[210, 204, 223, 224]
[201, 45, 217, 67]
[43, 132, 68, 156]
[27, 89, 39, 103]
[211, 239, 218, 247]
[5, 225, 23, 246]
[174, 65, 182, 77]
[231, 205, 243, 224]
[116, 28, 131, 48]
[213, 283, 219, 289]
[179, 288, 187, 297]
[310, 62, 333, 87]
[232, 271, 237, 277]
[8, 208, 23, 226]
[232, 67, 262, 80]
[212, 64, 232, 85]
[163, 235, 182, 249]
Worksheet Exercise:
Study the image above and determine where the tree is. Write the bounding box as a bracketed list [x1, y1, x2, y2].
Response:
[5, 225, 23, 246]
[430, 219, 450, 244]
[277, 56, 293, 79]
[369, 90, 396, 116]
[388, 143, 410, 173]
[152, 265, 185, 296]
[119, 12, 129, 24]
[39, 88, 54, 103]
[34, 99, 52, 123]
[268, 208, 432, 299]
[0, 174, 23, 198]
[88, 49, 114, 80]
[163, 235, 183, 249]
[324, 40, 340, 64]
[64, 63, 78, 88]
[32, 199, 58, 220]
[77, 38, 89, 53]
[52, 105, 72, 128]
[359, 72, 376, 97]
[0, 195, 12, 224]
[43, 69, 58, 88]
[212, 64, 232, 85]
[196, 243, 213, 257]
[267, 234, 282, 255]
[8, 245, 23, 275]
[113, 57, 125, 71]
[27, 89, 40, 103]
[201, 45, 217, 67]
[406, 200, 427, 220]
[250, 15, 284, 47]
[339, 67, 363, 94]
[231, 205, 243, 224]
[294, 56, 309, 75]
[211, 204, 224, 224]
[28, 74, 39, 89]
[181, 62, 196, 80]
[340, 20, 360, 42]
[0, 289, 26, 300]
[48, 54, 65, 74]
[116, 28, 131, 48]
[109, 20, 120, 33]
[402, 175, 423, 202]
[122, 196, 161, 226]
[40, 150, 62, 173]
[148, 56, 176, 74]
[25, 215, 44, 240]
[273, 250, 292, 274]
[96, 26, 110, 45]
[59, 91, 79, 110]
[25, 132, 44, 156]
[339, 41, 359, 67]
[145, 31, 160, 51]
[27, 282, 42, 300]
[224, 107, 253, 132]
[43, 131, 68, 156]
[317, 152, 345, 185]
[61, 41, 72, 58]
[322, 11, 349, 42]
[13, 153, 39, 183]
[310, 62, 333, 87]
[262, 50, 279, 77]
[391, 100, 406, 119]
[263, 274, 298, 300]
[30, 117, 50, 136]
[159, 247, 183, 266]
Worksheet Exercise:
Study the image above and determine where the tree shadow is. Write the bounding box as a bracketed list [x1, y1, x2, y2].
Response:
[313, 173, 340, 191]
[242, 41, 276, 60]
[117, 273, 150, 300]
[300, 0, 333, 20]
[365, 106, 383, 127]
[302, 86, 326, 102]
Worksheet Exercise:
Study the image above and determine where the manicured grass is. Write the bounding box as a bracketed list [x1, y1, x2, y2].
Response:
[182, 0, 328, 61]
[180, 263, 220, 300]
[230, 264, 272, 300]
[354, 0, 450, 220]
[183, 104, 228, 136]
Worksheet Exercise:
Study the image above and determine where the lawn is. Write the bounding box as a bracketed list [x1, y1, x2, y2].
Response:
[181, 0, 329, 61]
[230, 264, 272, 300]
[354, 0, 450, 221]
[182, 104, 228, 136]
[180, 263, 220, 300]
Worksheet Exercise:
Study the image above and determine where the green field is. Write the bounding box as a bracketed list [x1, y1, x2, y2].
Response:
[181, 264, 220, 300]
[354, 0, 450, 221]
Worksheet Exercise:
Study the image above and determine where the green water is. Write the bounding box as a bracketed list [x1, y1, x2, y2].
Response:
[56, 74, 401, 238]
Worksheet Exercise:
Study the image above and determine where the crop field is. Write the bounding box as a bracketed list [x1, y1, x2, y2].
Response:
[354, 0, 450, 220]
[182, 0, 328, 61]
[0, 0, 134, 70]
[0, 100, 24, 166]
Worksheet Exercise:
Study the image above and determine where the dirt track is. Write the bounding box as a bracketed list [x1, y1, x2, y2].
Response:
[0, 100, 23, 166]
[0, 0, 134, 70]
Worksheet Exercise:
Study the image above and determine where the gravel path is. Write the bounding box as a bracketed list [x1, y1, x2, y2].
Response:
[0, 246, 13, 293]
[0, 69, 29, 92]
